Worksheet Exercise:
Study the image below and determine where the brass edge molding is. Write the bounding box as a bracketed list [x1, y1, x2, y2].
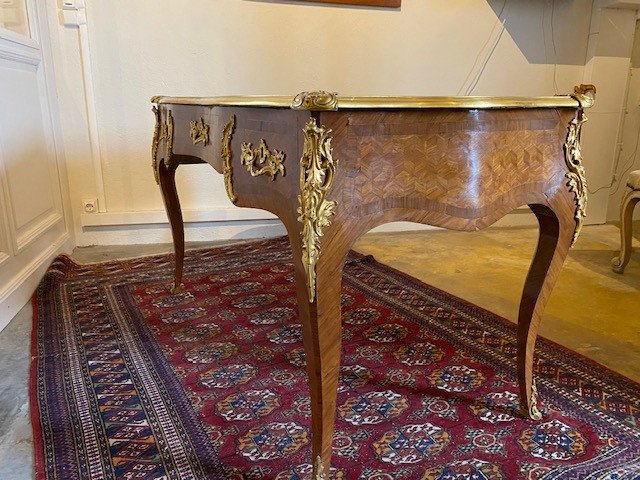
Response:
[189, 117, 210, 145]
[291, 91, 338, 111]
[221, 115, 237, 204]
[240, 139, 286, 180]
[571, 84, 596, 109]
[336, 95, 579, 109]
[151, 106, 161, 184]
[297, 118, 338, 303]
[153, 94, 580, 110]
[314, 456, 327, 480]
[564, 106, 588, 246]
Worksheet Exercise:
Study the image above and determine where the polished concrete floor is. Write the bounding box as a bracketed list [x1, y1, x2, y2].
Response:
[355, 223, 640, 383]
[0, 223, 638, 479]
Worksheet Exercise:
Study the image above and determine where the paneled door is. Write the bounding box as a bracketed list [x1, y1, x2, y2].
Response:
[0, 0, 72, 329]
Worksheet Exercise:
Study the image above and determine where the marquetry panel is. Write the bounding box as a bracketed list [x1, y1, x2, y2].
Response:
[330, 110, 565, 216]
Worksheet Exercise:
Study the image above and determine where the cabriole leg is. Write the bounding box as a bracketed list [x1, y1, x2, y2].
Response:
[517, 204, 573, 419]
[157, 160, 185, 294]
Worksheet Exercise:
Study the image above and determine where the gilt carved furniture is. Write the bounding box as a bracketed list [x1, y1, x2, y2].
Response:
[151, 86, 595, 478]
[612, 170, 640, 273]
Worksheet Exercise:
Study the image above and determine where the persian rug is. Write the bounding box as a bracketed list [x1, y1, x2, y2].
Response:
[31, 237, 640, 479]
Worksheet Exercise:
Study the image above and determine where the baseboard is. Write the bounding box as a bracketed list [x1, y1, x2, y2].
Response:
[0, 233, 73, 332]
[76, 205, 603, 247]
[79, 207, 276, 227]
[77, 218, 287, 247]
[77, 207, 284, 246]
[80, 207, 540, 229]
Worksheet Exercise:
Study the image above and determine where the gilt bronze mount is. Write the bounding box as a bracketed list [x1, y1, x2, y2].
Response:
[221, 115, 237, 204]
[189, 117, 210, 146]
[297, 118, 338, 303]
[240, 139, 286, 180]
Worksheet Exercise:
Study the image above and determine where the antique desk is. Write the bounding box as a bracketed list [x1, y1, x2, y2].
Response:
[151, 87, 595, 478]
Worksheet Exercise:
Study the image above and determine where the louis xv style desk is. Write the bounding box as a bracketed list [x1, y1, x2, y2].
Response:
[151, 86, 595, 478]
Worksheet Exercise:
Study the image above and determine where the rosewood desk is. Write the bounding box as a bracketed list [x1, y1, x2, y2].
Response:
[151, 87, 595, 478]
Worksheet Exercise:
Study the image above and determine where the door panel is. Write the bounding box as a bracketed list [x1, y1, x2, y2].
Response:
[0, 0, 30, 38]
[0, 1, 73, 330]
[1, 63, 55, 217]
[0, 61, 62, 252]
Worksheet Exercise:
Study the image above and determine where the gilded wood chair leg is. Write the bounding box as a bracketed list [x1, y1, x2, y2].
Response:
[517, 204, 573, 419]
[290, 236, 347, 480]
[612, 186, 640, 274]
[157, 161, 185, 294]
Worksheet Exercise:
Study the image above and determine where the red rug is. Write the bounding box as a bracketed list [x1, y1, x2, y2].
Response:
[31, 237, 640, 479]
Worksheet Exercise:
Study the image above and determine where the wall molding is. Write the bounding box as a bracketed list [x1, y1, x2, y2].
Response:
[0, 251, 9, 268]
[0, 28, 41, 66]
[0, 26, 39, 48]
[0, 163, 12, 257]
[59, 1, 106, 212]
[0, 231, 72, 331]
[15, 210, 63, 252]
[0, 231, 70, 303]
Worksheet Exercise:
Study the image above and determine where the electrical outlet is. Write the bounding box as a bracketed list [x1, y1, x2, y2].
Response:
[82, 198, 98, 213]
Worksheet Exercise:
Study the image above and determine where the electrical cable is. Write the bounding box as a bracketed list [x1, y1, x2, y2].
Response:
[542, 1, 549, 72]
[457, 0, 508, 96]
[550, 0, 559, 94]
[588, 179, 615, 195]
[467, 22, 507, 95]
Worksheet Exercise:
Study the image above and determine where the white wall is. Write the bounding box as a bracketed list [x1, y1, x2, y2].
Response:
[48, 0, 637, 245]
